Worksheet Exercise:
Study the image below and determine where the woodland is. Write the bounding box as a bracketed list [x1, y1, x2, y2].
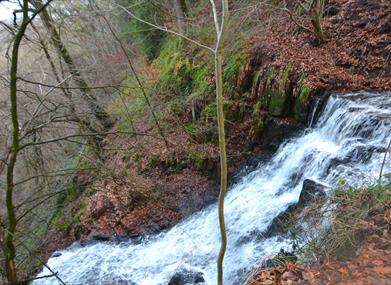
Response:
[0, 0, 390, 284]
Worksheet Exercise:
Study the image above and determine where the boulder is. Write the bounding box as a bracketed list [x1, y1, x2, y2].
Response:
[297, 179, 327, 207]
[265, 179, 327, 236]
[168, 270, 205, 285]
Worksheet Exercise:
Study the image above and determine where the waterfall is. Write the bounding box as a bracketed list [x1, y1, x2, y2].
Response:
[34, 92, 391, 285]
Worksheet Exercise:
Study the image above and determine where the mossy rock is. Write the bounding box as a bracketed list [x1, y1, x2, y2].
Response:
[268, 63, 294, 117]
[268, 91, 286, 116]
[294, 84, 311, 121]
[252, 101, 266, 136]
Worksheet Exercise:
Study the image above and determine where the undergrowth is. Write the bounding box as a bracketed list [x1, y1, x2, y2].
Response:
[289, 182, 391, 264]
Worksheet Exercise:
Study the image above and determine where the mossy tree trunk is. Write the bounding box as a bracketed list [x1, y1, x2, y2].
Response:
[4, 1, 29, 283]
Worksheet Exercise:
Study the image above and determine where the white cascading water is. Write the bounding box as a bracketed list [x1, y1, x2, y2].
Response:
[34, 92, 391, 285]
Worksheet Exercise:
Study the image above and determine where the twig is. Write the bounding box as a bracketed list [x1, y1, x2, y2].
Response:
[379, 139, 391, 184]
[0, 225, 67, 285]
[18, 130, 161, 151]
[115, 3, 214, 53]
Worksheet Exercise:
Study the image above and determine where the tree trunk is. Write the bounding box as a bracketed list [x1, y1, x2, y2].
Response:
[4, 1, 30, 283]
[31, 0, 113, 130]
[172, 0, 185, 35]
[213, 1, 229, 284]
[309, 0, 325, 44]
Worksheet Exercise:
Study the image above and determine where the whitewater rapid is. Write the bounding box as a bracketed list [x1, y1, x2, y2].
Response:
[34, 92, 391, 285]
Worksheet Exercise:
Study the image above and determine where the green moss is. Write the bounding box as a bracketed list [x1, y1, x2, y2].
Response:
[264, 66, 275, 99]
[127, 2, 166, 60]
[191, 65, 211, 96]
[268, 91, 286, 116]
[255, 117, 265, 135]
[188, 150, 208, 169]
[153, 36, 214, 106]
[279, 63, 293, 95]
[64, 187, 80, 203]
[72, 197, 88, 226]
[201, 101, 231, 122]
[184, 122, 199, 136]
[223, 51, 248, 93]
[298, 84, 311, 103]
[54, 219, 71, 231]
[224, 52, 247, 82]
[294, 77, 311, 119]
[108, 76, 146, 131]
[265, 63, 294, 116]
[252, 101, 265, 136]
[134, 153, 141, 162]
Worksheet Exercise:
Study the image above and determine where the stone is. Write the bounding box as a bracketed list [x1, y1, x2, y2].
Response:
[168, 270, 205, 285]
[297, 179, 327, 207]
[265, 179, 326, 236]
[261, 117, 303, 151]
[52, 252, 62, 258]
[91, 232, 111, 241]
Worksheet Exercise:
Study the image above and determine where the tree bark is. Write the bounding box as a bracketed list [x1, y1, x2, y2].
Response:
[211, 1, 229, 284]
[4, 1, 30, 283]
[309, 0, 325, 44]
[172, 0, 185, 35]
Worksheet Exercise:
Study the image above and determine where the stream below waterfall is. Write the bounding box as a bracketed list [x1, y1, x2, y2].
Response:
[34, 92, 391, 285]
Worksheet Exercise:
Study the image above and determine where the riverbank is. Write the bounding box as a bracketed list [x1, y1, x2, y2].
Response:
[36, 0, 391, 282]
[246, 186, 391, 285]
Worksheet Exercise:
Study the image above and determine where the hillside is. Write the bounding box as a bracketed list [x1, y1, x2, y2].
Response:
[0, 0, 390, 284]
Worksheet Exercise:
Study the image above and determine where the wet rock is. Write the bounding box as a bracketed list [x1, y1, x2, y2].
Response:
[261, 117, 303, 151]
[345, 145, 385, 164]
[264, 203, 297, 236]
[101, 277, 136, 285]
[327, 157, 351, 174]
[230, 152, 273, 186]
[265, 179, 327, 236]
[168, 270, 205, 285]
[297, 179, 327, 207]
[91, 232, 111, 241]
[112, 233, 143, 244]
[51, 252, 62, 258]
[306, 93, 331, 127]
[178, 181, 219, 217]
